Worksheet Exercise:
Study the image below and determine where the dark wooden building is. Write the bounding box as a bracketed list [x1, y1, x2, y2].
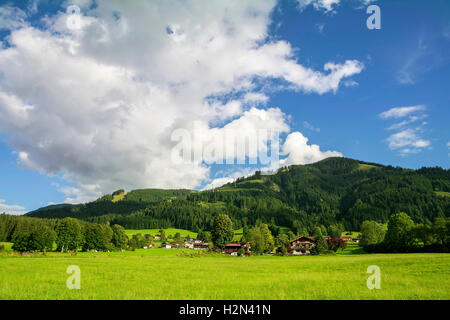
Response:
[223, 242, 251, 256]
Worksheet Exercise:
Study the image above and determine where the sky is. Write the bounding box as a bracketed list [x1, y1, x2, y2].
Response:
[0, 0, 449, 214]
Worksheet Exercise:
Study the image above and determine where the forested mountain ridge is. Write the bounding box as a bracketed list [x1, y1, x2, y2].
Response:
[26, 158, 450, 232]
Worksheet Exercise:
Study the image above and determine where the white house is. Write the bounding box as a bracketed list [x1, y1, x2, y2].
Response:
[161, 242, 172, 249]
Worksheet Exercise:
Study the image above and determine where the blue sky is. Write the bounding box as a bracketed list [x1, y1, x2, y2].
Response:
[0, 0, 449, 214]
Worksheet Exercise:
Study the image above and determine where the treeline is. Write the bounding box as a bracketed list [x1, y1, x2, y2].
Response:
[26, 158, 449, 233]
[359, 213, 450, 253]
[0, 214, 129, 253]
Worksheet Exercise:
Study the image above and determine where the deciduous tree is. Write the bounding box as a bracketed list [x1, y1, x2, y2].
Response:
[211, 214, 234, 249]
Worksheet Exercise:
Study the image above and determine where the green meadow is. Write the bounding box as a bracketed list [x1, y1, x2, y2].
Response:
[1, 244, 449, 300]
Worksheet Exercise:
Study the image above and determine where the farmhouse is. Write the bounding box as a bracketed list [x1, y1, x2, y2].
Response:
[223, 242, 251, 256]
[193, 242, 209, 250]
[161, 242, 171, 249]
[288, 236, 316, 256]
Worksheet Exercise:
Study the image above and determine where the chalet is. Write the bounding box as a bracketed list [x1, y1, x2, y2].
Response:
[341, 236, 353, 242]
[224, 243, 241, 256]
[161, 242, 171, 249]
[223, 242, 251, 256]
[193, 242, 209, 250]
[288, 236, 316, 256]
[184, 242, 194, 249]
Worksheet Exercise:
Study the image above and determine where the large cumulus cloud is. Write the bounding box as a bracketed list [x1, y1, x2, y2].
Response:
[0, 0, 360, 202]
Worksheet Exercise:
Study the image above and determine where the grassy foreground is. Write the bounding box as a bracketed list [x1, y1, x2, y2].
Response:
[1, 247, 449, 300]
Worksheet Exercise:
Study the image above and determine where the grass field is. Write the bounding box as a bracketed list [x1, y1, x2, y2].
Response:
[0, 245, 449, 300]
[356, 163, 380, 171]
[112, 192, 127, 202]
[436, 191, 450, 197]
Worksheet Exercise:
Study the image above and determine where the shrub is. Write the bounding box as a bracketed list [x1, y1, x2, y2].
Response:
[276, 245, 288, 256]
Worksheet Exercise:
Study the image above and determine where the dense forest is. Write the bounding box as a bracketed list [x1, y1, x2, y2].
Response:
[26, 158, 450, 232]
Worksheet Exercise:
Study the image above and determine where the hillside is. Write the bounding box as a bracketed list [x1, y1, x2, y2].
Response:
[27, 158, 450, 232]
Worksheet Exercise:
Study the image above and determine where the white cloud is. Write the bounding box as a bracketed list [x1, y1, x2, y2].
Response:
[280, 132, 342, 166]
[204, 129, 343, 190]
[0, 199, 26, 215]
[303, 121, 321, 133]
[379, 105, 426, 119]
[379, 105, 431, 156]
[316, 23, 325, 33]
[297, 0, 376, 13]
[27, 0, 39, 15]
[297, 0, 340, 12]
[343, 79, 358, 87]
[387, 114, 427, 131]
[172, 107, 290, 167]
[358, 0, 377, 6]
[202, 168, 254, 190]
[387, 129, 430, 150]
[0, 5, 26, 30]
[243, 92, 269, 105]
[396, 37, 427, 85]
[380, 105, 430, 156]
[0, 1, 356, 202]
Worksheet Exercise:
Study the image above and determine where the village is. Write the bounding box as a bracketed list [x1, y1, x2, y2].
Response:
[138, 233, 361, 256]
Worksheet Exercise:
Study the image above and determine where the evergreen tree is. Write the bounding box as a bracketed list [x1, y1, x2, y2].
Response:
[311, 227, 327, 255]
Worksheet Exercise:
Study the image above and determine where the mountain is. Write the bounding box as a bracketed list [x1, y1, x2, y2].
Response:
[30, 203, 75, 212]
[27, 158, 450, 232]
